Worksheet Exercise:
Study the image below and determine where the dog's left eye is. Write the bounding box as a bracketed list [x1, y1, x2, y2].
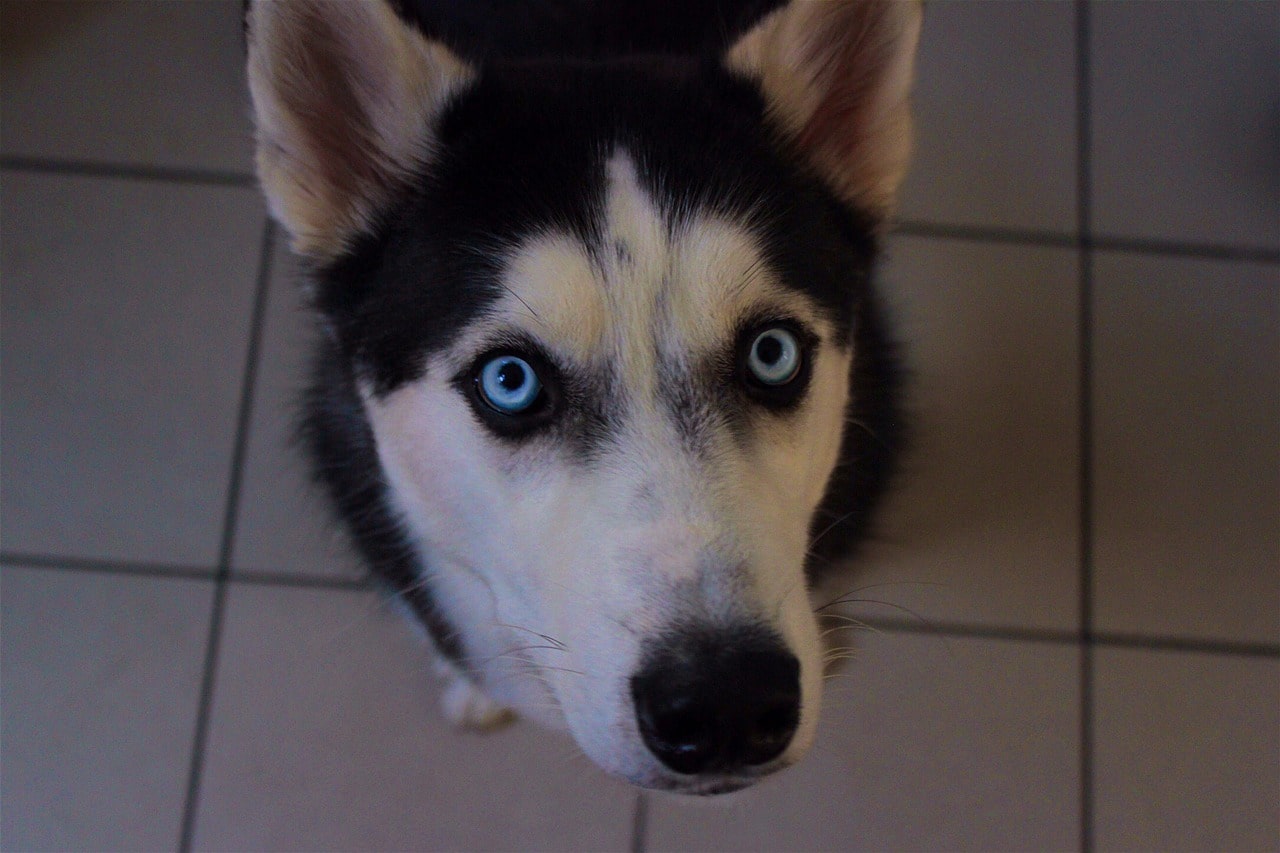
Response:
[477, 354, 543, 414]
[746, 327, 802, 386]
[737, 321, 813, 409]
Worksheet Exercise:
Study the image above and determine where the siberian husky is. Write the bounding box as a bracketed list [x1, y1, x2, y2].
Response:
[246, 0, 920, 795]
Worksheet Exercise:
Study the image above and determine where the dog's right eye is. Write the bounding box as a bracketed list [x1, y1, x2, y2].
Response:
[478, 355, 542, 414]
[462, 348, 560, 437]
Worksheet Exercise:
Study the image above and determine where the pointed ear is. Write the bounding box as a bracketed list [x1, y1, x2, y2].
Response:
[726, 0, 923, 220]
[246, 0, 475, 258]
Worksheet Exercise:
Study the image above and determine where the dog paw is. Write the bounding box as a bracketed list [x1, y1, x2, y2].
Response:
[439, 670, 516, 731]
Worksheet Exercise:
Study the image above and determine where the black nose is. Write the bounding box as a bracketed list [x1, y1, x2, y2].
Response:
[630, 628, 801, 776]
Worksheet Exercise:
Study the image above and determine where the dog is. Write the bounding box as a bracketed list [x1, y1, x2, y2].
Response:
[245, 0, 920, 796]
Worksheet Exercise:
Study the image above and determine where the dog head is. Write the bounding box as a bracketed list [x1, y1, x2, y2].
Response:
[247, 0, 920, 794]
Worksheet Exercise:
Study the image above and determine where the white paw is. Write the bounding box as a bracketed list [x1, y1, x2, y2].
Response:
[439, 667, 516, 731]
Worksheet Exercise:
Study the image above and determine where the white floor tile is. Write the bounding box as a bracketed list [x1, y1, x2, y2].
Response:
[0, 0, 254, 173]
[0, 566, 214, 851]
[231, 235, 365, 579]
[899, 0, 1077, 234]
[1093, 253, 1280, 644]
[0, 172, 265, 566]
[1092, 1, 1280, 249]
[3, 5, 1278, 852]
[1093, 647, 1280, 851]
[193, 584, 636, 851]
[647, 632, 1080, 852]
[850, 236, 1081, 632]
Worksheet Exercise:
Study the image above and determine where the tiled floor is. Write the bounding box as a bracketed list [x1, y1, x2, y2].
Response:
[2, 2, 1277, 851]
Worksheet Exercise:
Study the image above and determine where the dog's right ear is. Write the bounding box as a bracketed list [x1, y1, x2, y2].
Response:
[246, 0, 474, 259]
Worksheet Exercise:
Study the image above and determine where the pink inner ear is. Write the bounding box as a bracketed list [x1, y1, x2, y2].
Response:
[277, 8, 392, 217]
[794, 2, 900, 171]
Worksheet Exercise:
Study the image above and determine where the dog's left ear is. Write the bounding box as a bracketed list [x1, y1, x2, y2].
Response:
[725, 0, 923, 220]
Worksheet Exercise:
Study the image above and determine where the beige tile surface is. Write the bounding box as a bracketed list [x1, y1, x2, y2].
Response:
[0, 172, 265, 566]
[192, 584, 636, 851]
[1093, 647, 1280, 852]
[0, 0, 254, 173]
[1, 3, 1277, 851]
[0, 567, 215, 851]
[849, 236, 1081, 632]
[1091, 1, 1280, 249]
[647, 633, 1081, 852]
[230, 235, 366, 580]
[899, 0, 1077, 234]
[1093, 253, 1280, 645]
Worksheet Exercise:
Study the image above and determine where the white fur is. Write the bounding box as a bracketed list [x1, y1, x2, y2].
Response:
[363, 151, 854, 790]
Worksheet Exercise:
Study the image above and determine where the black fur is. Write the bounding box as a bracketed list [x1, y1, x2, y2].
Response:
[292, 1, 904, 663]
[806, 284, 905, 577]
[393, 0, 785, 62]
[299, 335, 464, 660]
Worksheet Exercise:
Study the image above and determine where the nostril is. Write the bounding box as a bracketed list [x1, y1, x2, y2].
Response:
[634, 689, 720, 775]
[744, 698, 800, 766]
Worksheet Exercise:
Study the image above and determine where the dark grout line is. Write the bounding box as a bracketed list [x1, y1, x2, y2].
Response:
[232, 569, 373, 592]
[7, 549, 1275, 656]
[3, 154, 1275, 264]
[1074, 3, 1096, 850]
[0, 550, 380, 594]
[1093, 632, 1280, 660]
[1090, 234, 1280, 266]
[177, 218, 277, 853]
[851, 615, 1280, 659]
[893, 219, 1280, 265]
[0, 551, 217, 581]
[0, 155, 256, 188]
[895, 219, 1076, 248]
[629, 793, 649, 853]
[848, 615, 1080, 646]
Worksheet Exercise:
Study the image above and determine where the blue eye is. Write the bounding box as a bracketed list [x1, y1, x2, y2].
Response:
[477, 354, 542, 414]
[746, 327, 801, 386]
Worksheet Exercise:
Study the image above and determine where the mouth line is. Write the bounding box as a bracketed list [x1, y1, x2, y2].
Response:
[637, 761, 791, 796]
[653, 774, 757, 796]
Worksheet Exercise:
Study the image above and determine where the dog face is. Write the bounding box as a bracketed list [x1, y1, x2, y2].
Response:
[247, 0, 920, 794]
[362, 149, 858, 791]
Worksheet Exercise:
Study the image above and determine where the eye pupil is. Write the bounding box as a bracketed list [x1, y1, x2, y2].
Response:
[497, 361, 526, 390]
[755, 335, 783, 365]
